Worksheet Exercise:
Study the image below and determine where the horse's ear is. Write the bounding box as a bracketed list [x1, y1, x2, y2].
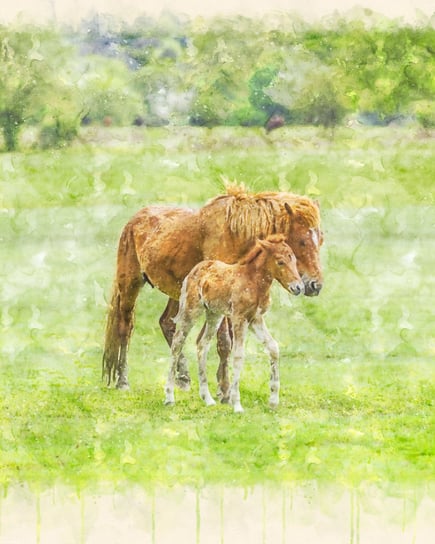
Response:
[314, 199, 320, 209]
[284, 203, 293, 217]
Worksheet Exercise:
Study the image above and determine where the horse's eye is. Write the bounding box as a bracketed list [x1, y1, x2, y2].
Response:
[299, 240, 306, 247]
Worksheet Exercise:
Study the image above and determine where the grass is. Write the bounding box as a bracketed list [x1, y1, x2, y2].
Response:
[0, 126, 434, 498]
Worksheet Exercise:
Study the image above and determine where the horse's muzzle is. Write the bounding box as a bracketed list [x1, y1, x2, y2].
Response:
[304, 279, 323, 297]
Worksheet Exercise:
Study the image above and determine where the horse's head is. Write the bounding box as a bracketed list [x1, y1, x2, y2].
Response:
[284, 202, 324, 296]
[258, 235, 304, 296]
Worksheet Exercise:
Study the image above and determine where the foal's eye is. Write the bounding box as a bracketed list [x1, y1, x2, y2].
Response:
[277, 260, 285, 266]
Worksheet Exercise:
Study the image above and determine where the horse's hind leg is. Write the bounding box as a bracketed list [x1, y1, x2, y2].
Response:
[159, 298, 191, 390]
[216, 318, 232, 402]
[116, 275, 143, 389]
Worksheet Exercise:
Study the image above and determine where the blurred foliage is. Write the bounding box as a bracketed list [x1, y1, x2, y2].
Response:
[0, 26, 51, 150]
[0, 12, 434, 150]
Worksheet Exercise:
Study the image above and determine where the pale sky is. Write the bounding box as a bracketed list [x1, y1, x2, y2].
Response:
[1, 0, 434, 25]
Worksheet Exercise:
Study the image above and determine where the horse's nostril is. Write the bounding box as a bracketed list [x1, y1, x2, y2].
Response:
[291, 284, 303, 295]
[309, 280, 323, 295]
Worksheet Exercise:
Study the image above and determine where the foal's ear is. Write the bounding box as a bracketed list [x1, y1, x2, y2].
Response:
[257, 234, 276, 249]
[314, 199, 320, 209]
[284, 203, 293, 216]
[257, 238, 267, 251]
[244, 243, 263, 264]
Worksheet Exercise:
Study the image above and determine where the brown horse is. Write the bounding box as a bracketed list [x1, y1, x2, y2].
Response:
[103, 185, 323, 393]
[165, 235, 304, 412]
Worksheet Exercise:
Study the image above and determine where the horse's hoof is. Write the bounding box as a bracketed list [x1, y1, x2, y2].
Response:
[269, 402, 279, 410]
[116, 381, 130, 391]
[176, 374, 191, 391]
[220, 396, 230, 404]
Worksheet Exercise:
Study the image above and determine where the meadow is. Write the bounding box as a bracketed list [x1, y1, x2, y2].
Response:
[0, 125, 434, 508]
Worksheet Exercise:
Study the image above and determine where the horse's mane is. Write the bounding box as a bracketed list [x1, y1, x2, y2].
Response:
[206, 183, 320, 240]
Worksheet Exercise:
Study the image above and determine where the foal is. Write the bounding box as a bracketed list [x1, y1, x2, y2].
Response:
[164, 234, 304, 413]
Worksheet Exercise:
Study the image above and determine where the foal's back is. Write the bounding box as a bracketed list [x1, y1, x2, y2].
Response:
[185, 259, 245, 316]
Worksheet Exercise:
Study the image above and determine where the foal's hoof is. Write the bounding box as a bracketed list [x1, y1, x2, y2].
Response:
[176, 374, 191, 391]
[164, 399, 175, 407]
[116, 381, 130, 391]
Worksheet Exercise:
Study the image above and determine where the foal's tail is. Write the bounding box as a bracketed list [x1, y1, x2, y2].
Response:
[102, 223, 142, 387]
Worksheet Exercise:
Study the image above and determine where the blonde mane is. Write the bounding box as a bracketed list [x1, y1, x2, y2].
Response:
[209, 183, 320, 241]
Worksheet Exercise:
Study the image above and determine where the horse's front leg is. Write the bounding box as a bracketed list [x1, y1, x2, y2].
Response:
[165, 320, 192, 405]
[250, 316, 280, 409]
[159, 298, 191, 390]
[216, 317, 232, 402]
[229, 320, 248, 413]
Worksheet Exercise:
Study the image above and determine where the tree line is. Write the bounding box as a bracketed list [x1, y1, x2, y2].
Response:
[1, 11, 434, 151]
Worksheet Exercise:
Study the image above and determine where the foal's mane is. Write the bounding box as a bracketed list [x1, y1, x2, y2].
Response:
[239, 234, 286, 265]
[208, 183, 320, 241]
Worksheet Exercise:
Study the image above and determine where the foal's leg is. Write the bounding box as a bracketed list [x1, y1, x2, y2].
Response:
[250, 316, 280, 409]
[229, 320, 249, 413]
[216, 318, 232, 402]
[197, 314, 223, 406]
[159, 298, 191, 390]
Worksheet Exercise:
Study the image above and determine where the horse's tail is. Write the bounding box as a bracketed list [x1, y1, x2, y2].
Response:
[102, 280, 123, 386]
[102, 222, 142, 388]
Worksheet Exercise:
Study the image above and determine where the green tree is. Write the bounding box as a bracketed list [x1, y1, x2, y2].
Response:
[186, 17, 278, 126]
[248, 67, 282, 124]
[0, 25, 85, 151]
[77, 56, 145, 125]
[0, 27, 51, 151]
[266, 48, 347, 128]
[331, 23, 435, 122]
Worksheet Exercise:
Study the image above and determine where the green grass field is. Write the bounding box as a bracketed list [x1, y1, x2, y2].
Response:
[0, 126, 434, 499]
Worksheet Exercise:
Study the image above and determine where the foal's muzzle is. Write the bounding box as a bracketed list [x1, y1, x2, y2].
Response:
[289, 282, 305, 296]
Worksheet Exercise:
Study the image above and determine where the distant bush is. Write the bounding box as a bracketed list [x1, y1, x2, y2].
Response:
[189, 99, 221, 127]
[225, 106, 268, 127]
[39, 118, 78, 149]
[413, 101, 435, 129]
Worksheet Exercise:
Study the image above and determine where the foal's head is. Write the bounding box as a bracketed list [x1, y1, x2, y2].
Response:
[257, 235, 304, 296]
